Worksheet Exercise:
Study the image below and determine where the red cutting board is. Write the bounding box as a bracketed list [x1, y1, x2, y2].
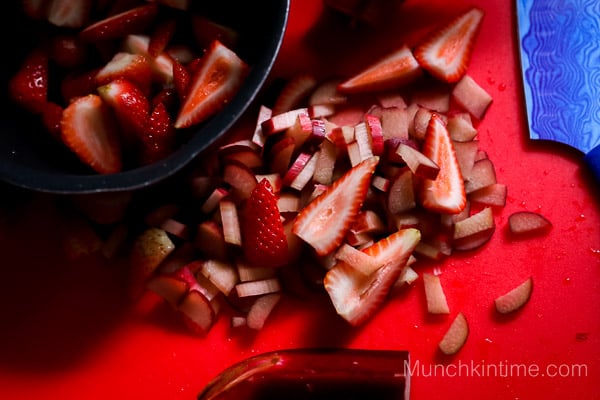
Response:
[0, 1, 599, 399]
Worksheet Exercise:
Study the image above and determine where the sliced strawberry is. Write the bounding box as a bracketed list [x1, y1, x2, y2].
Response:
[293, 156, 379, 256]
[47, 0, 92, 28]
[95, 52, 154, 93]
[41, 101, 64, 140]
[97, 78, 150, 141]
[148, 17, 178, 57]
[61, 67, 101, 103]
[139, 102, 176, 165]
[48, 33, 88, 68]
[337, 45, 422, 94]
[8, 48, 48, 114]
[324, 228, 421, 326]
[419, 113, 466, 214]
[242, 178, 289, 268]
[413, 7, 485, 83]
[60, 94, 123, 174]
[172, 57, 191, 102]
[174, 40, 249, 129]
[79, 3, 159, 42]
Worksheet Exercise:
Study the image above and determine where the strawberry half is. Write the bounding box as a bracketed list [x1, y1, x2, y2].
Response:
[293, 156, 379, 256]
[140, 102, 176, 165]
[413, 7, 485, 83]
[337, 45, 422, 94]
[8, 48, 48, 114]
[419, 113, 466, 213]
[97, 78, 150, 141]
[242, 178, 289, 268]
[324, 228, 421, 326]
[174, 40, 249, 129]
[79, 3, 159, 42]
[60, 94, 123, 174]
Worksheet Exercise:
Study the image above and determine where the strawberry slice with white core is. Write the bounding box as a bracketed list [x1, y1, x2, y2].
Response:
[324, 228, 421, 326]
[494, 277, 533, 314]
[60, 94, 123, 174]
[337, 45, 422, 94]
[419, 113, 466, 214]
[97, 78, 150, 140]
[439, 312, 469, 355]
[293, 156, 379, 256]
[414, 7, 485, 83]
[175, 40, 248, 129]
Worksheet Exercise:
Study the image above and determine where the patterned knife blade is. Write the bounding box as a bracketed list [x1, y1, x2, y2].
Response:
[516, 0, 600, 183]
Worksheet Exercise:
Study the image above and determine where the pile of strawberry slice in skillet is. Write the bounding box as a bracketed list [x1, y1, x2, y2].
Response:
[9, 0, 248, 172]
[52, 2, 553, 355]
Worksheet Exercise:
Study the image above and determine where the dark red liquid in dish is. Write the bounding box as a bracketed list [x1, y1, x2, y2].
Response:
[197, 349, 409, 400]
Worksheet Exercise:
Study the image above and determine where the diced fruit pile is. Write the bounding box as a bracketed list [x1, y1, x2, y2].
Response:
[8, 0, 248, 173]
[57, 4, 551, 355]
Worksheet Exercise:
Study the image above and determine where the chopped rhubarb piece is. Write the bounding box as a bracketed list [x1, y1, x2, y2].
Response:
[309, 78, 348, 105]
[387, 168, 416, 215]
[469, 183, 507, 207]
[268, 136, 296, 176]
[334, 243, 382, 275]
[179, 290, 216, 335]
[396, 142, 440, 180]
[354, 121, 374, 161]
[236, 261, 277, 282]
[439, 312, 469, 355]
[453, 140, 480, 179]
[261, 108, 309, 136]
[453, 207, 495, 251]
[447, 112, 478, 142]
[283, 112, 313, 150]
[195, 220, 228, 261]
[282, 152, 314, 189]
[246, 293, 282, 330]
[235, 278, 282, 298]
[451, 74, 493, 120]
[378, 106, 410, 141]
[494, 277, 533, 314]
[200, 259, 239, 296]
[201, 187, 230, 214]
[423, 272, 450, 314]
[272, 73, 318, 116]
[464, 158, 497, 194]
[313, 140, 338, 185]
[251, 105, 272, 147]
[508, 211, 552, 237]
[223, 161, 258, 201]
[220, 200, 242, 246]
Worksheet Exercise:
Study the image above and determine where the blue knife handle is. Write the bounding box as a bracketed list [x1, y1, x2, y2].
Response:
[584, 145, 600, 185]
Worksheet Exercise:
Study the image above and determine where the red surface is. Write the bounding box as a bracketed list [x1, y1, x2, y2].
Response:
[1, 1, 599, 399]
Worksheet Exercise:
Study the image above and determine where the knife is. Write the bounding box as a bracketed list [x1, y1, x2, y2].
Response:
[516, 0, 600, 183]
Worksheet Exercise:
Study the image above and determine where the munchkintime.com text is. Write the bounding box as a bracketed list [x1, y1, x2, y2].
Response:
[407, 359, 588, 378]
